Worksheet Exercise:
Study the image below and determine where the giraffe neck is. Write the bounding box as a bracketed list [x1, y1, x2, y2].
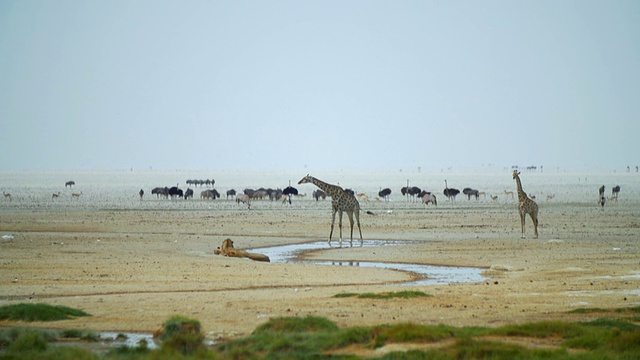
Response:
[310, 177, 344, 197]
[514, 175, 527, 200]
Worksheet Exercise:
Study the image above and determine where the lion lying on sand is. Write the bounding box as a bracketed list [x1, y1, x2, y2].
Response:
[214, 238, 270, 262]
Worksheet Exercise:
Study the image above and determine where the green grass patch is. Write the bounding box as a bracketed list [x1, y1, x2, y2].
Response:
[2, 309, 640, 359]
[333, 290, 431, 299]
[0, 303, 91, 322]
[568, 306, 640, 314]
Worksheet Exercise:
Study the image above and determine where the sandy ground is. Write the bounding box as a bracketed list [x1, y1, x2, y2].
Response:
[0, 196, 639, 343]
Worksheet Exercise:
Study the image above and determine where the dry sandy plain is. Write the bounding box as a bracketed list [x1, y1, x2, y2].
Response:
[1, 192, 639, 351]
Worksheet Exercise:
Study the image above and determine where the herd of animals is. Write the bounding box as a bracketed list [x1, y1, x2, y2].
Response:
[0, 172, 627, 245]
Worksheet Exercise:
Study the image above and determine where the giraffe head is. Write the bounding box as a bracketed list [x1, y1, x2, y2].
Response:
[512, 170, 520, 179]
[298, 174, 313, 185]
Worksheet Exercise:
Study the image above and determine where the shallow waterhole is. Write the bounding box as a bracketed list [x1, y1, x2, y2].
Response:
[252, 240, 487, 286]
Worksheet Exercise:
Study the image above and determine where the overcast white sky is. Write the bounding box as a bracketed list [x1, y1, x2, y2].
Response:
[1, 1, 638, 172]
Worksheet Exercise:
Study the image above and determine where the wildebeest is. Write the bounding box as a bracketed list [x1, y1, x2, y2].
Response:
[226, 189, 237, 199]
[422, 192, 437, 206]
[313, 189, 326, 201]
[65, 180, 75, 188]
[201, 189, 220, 199]
[251, 189, 269, 200]
[152, 187, 169, 198]
[236, 194, 250, 209]
[184, 188, 194, 199]
[462, 188, 480, 200]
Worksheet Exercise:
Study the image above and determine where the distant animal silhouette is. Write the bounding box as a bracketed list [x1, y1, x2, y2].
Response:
[71, 192, 83, 199]
[313, 189, 327, 201]
[168, 186, 183, 199]
[298, 174, 363, 247]
[236, 194, 250, 209]
[184, 188, 194, 199]
[422, 192, 437, 206]
[598, 185, 606, 208]
[226, 189, 236, 199]
[3, 192, 11, 201]
[443, 180, 460, 201]
[378, 188, 391, 202]
[513, 171, 538, 238]
[139, 189, 144, 200]
[504, 190, 514, 199]
[65, 181, 75, 188]
[52, 192, 61, 200]
[612, 185, 620, 198]
[491, 195, 499, 201]
[462, 188, 479, 200]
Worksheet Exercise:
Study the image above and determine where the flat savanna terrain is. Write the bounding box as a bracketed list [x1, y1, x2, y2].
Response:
[1, 191, 638, 344]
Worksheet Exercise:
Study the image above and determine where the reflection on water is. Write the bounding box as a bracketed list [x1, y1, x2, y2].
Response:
[253, 240, 486, 286]
[100, 332, 158, 350]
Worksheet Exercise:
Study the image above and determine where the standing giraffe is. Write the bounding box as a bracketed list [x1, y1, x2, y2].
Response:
[298, 174, 363, 247]
[512, 170, 539, 239]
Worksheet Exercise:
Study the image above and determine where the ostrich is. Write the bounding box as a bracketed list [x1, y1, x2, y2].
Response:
[378, 188, 391, 202]
[443, 180, 460, 202]
[407, 186, 421, 202]
[139, 189, 144, 200]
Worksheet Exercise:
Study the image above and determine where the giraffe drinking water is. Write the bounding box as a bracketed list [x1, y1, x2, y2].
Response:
[298, 174, 363, 247]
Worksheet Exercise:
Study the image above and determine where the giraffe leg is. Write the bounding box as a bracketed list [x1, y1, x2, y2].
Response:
[519, 212, 526, 239]
[329, 209, 337, 246]
[531, 213, 539, 239]
[347, 211, 354, 247]
[338, 210, 344, 247]
[355, 210, 363, 246]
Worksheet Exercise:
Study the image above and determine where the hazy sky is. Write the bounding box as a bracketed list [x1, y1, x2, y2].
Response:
[1, 1, 638, 172]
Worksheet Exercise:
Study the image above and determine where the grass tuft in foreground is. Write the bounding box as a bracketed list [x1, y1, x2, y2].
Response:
[333, 290, 431, 299]
[1, 310, 639, 359]
[0, 303, 91, 322]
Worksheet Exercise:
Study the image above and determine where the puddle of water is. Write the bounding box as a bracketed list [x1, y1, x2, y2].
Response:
[253, 240, 486, 286]
[100, 332, 158, 349]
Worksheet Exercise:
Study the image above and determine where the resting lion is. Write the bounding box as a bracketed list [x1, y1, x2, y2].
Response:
[214, 238, 270, 262]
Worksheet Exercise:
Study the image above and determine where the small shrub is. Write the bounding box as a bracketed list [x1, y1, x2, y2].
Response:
[6, 328, 48, 353]
[0, 303, 90, 322]
[253, 316, 339, 335]
[158, 315, 205, 355]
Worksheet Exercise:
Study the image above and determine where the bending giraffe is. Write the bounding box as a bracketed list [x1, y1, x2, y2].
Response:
[298, 174, 363, 247]
[513, 170, 539, 238]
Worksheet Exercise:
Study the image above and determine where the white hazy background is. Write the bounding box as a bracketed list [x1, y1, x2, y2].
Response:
[1, 1, 638, 172]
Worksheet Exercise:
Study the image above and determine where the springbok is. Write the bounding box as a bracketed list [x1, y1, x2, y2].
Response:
[71, 192, 83, 199]
[3, 192, 11, 201]
[52, 192, 61, 200]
